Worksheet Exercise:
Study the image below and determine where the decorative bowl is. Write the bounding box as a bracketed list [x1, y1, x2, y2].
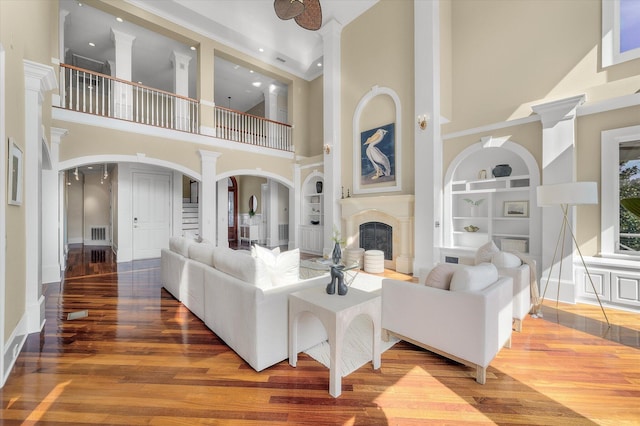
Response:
[464, 225, 479, 232]
[311, 220, 320, 225]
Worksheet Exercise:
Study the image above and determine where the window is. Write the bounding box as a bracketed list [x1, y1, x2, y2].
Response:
[601, 125, 640, 256]
[602, 0, 640, 67]
[618, 141, 640, 253]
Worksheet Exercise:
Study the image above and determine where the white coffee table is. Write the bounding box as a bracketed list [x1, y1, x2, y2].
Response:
[288, 286, 381, 398]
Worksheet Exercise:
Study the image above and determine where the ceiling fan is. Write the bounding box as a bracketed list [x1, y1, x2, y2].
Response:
[274, 0, 322, 31]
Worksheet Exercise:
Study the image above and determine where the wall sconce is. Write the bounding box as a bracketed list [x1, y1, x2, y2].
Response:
[417, 114, 429, 130]
[74, 167, 79, 181]
[324, 144, 332, 154]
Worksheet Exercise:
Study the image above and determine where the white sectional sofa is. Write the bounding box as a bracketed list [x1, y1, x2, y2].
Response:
[161, 237, 329, 372]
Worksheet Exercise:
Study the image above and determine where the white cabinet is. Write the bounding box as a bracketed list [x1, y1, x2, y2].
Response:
[299, 225, 323, 254]
[299, 173, 324, 254]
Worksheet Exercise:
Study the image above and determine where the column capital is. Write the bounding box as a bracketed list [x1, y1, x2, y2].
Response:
[170, 50, 192, 68]
[531, 94, 586, 128]
[110, 28, 136, 47]
[319, 18, 343, 38]
[23, 60, 57, 97]
[198, 150, 222, 162]
[50, 127, 68, 145]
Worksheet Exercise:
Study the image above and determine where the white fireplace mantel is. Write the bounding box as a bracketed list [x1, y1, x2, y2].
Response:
[340, 195, 414, 274]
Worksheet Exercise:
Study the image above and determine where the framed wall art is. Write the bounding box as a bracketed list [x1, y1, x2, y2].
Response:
[8, 138, 23, 206]
[503, 200, 528, 217]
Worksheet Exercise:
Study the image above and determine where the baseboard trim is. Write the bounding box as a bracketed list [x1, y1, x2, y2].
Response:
[2, 313, 27, 388]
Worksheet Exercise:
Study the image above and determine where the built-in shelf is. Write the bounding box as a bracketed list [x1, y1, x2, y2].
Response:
[300, 173, 324, 254]
[442, 139, 541, 263]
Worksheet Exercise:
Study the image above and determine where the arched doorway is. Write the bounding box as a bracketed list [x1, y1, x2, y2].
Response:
[228, 177, 238, 242]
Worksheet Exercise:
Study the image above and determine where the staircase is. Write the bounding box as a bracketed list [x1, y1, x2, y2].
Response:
[182, 198, 199, 238]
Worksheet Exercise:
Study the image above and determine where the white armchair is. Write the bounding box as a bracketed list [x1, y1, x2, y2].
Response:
[382, 275, 513, 384]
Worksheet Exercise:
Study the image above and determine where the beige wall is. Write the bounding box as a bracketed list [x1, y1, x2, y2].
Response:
[306, 75, 324, 157]
[446, 0, 640, 135]
[341, 0, 415, 195]
[56, 121, 296, 181]
[1, 0, 56, 341]
[575, 105, 640, 256]
[238, 176, 266, 215]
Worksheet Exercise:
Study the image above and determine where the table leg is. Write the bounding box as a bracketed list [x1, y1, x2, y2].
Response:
[289, 307, 298, 367]
[371, 312, 381, 370]
[328, 316, 341, 398]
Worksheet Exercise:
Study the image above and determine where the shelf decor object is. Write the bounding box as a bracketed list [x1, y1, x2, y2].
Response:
[503, 200, 528, 217]
[536, 182, 609, 326]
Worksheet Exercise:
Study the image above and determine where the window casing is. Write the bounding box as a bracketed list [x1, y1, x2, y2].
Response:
[601, 125, 640, 257]
[602, 0, 640, 67]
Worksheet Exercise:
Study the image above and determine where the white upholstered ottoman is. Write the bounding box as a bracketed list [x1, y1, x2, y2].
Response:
[343, 248, 365, 269]
[364, 250, 385, 273]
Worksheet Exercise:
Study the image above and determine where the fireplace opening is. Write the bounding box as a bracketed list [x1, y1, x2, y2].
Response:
[359, 222, 392, 260]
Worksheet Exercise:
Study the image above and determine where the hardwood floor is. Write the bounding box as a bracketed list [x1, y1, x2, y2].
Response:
[1, 245, 639, 425]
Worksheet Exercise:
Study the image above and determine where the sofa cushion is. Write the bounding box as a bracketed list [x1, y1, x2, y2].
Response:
[213, 247, 272, 289]
[450, 262, 499, 292]
[491, 251, 522, 269]
[424, 263, 463, 290]
[188, 242, 215, 267]
[252, 245, 300, 286]
[475, 240, 500, 264]
[169, 236, 191, 257]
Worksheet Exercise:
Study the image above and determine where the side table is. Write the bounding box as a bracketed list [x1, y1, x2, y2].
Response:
[289, 286, 381, 398]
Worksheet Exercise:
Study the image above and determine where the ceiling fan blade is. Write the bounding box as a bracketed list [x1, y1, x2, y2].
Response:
[295, 0, 322, 31]
[274, 0, 305, 20]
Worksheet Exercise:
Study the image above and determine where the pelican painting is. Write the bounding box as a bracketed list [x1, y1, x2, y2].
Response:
[360, 123, 395, 185]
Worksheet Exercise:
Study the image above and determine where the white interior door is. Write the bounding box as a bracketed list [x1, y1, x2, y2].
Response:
[133, 172, 171, 259]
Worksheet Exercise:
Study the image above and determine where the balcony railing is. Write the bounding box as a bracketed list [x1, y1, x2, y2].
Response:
[214, 106, 293, 151]
[60, 64, 294, 152]
[61, 63, 199, 132]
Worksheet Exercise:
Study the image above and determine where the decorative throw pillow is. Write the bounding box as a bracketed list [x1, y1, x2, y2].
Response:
[252, 245, 299, 286]
[450, 262, 499, 292]
[475, 240, 500, 264]
[491, 251, 522, 269]
[424, 263, 463, 290]
[213, 247, 272, 289]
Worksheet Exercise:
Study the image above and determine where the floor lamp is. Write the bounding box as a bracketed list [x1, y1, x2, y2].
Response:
[536, 182, 610, 326]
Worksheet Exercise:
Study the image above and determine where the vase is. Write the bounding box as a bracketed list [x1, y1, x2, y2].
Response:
[331, 242, 342, 265]
[316, 181, 323, 193]
[492, 164, 512, 178]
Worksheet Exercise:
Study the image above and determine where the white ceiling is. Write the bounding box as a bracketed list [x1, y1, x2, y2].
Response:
[61, 0, 377, 113]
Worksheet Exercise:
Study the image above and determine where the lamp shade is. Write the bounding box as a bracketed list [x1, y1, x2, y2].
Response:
[536, 182, 598, 207]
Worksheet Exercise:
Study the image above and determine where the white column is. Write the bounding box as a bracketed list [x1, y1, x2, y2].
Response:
[198, 150, 221, 244]
[110, 28, 135, 120]
[264, 85, 279, 147]
[319, 19, 342, 249]
[42, 128, 67, 284]
[216, 179, 228, 247]
[413, 1, 441, 275]
[24, 60, 57, 334]
[266, 179, 280, 247]
[291, 164, 301, 250]
[170, 50, 192, 131]
[531, 94, 585, 303]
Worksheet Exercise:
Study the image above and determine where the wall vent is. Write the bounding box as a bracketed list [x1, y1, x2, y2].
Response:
[90, 226, 107, 241]
[276, 57, 286, 63]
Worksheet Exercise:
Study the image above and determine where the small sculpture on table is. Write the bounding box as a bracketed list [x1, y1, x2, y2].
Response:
[326, 265, 349, 296]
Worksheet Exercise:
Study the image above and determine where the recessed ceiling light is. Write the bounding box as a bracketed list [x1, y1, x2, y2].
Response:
[249, 70, 254, 73]
[258, 48, 264, 53]
[317, 62, 322, 67]
[252, 82, 262, 87]
[190, 46, 196, 51]
[233, 65, 240, 70]
[88, 42, 95, 47]
[87, 166, 93, 169]
[116, 17, 123, 23]
[78, 2, 82, 6]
